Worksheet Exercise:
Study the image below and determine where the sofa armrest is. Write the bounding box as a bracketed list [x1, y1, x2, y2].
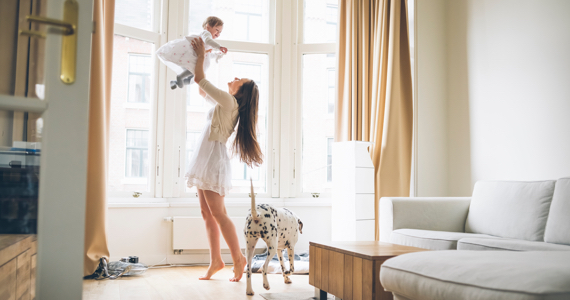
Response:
[379, 197, 472, 243]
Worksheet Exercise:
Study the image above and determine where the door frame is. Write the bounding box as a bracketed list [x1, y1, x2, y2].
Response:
[0, 0, 94, 298]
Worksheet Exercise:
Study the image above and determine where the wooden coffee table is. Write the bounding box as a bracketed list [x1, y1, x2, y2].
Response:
[309, 241, 427, 300]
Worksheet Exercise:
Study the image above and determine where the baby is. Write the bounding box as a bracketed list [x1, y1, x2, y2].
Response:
[156, 16, 228, 90]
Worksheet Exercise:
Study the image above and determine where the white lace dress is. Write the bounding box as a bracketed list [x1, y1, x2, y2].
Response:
[185, 106, 233, 196]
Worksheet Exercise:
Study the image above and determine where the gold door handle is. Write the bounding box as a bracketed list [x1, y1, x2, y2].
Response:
[19, 0, 79, 84]
[19, 30, 47, 39]
[26, 15, 75, 35]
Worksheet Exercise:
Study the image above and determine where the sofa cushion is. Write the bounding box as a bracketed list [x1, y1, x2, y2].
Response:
[457, 237, 570, 251]
[465, 180, 555, 241]
[544, 177, 570, 245]
[390, 229, 497, 250]
[380, 251, 570, 300]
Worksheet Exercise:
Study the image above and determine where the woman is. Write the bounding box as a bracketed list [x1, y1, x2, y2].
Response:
[187, 37, 263, 282]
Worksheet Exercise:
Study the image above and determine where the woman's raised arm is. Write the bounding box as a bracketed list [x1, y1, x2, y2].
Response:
[191, 38, 206, 84]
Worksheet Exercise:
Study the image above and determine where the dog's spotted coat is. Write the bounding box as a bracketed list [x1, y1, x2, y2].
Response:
[244, 203, 303, 295]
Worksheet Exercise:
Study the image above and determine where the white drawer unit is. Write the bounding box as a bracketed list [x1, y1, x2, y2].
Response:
[355, 194, 375, 220]
[356, 220, 376, 241]
[331, 141, 376, 241]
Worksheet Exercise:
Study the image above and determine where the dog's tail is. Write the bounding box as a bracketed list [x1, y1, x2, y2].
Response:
[250, 178, 260, 221]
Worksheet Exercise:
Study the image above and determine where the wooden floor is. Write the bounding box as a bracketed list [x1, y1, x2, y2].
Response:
[83, 266, 314, 300]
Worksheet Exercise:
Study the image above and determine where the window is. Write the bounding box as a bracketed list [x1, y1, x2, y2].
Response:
[108, 0, 341, 200]
[108, 7, 160, 195]
[115, 0, 157, 32]
[188, 0, 271, 43]
[325, 4, 338, 42]
[128, 54, 152, 103]
[187, 90, 205, 107]
[301, 53, 336, 193]
[304, 0, 338, 44]
[185, 131, 201, 170]
[327, 67, 335, 114]
[125, 130, 149, 178]
[297, 0, 338, 195]
[235, 7, 263, 42]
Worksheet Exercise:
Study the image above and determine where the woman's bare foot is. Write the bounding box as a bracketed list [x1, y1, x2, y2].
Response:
[229, 255, 247, 282]
[199, 260, 225, 280]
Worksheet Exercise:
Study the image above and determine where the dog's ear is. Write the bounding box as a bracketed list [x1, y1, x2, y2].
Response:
[298, 220, 303, 234]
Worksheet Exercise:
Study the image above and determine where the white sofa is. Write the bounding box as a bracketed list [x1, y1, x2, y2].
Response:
[380, 178, 570, 251]
[378, 178, 570, 299]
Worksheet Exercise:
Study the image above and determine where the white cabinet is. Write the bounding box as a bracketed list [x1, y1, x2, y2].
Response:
[331, 141, 376, 241]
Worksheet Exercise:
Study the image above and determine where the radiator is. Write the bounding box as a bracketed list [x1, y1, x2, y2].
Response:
[172, 216, 248, 250]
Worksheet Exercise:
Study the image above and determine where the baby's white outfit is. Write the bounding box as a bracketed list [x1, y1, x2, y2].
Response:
[185, 78, 239, 196]
[155, 30, 224, 79]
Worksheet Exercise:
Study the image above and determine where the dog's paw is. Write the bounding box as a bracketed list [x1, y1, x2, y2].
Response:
[246, 290, 255, 296]
[263, 283, 271, 290]
[284, 277, 292, 284]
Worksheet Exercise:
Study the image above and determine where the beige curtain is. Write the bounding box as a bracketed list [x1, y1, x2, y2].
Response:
[336, 0, 413, 240]
[84, 0, 115, 276]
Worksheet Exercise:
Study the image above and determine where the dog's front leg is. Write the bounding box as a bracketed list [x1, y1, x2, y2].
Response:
[262, 244, 277, 290]
[277, 249, 292, 284]
[245, 240, 257, 295]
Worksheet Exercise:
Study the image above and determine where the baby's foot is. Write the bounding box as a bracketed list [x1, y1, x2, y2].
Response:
[229, 255, 247, 282]
[198, 261, 225, 280]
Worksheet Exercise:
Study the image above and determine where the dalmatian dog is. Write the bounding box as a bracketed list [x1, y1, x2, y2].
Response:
[244, 179, 303, 296]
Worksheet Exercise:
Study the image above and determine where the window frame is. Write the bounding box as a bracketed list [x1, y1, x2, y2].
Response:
[107, 0, 168, 199]
[295, 0, 338, 198]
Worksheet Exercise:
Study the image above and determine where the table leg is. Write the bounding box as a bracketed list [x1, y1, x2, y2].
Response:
[315, 287, 328, 300]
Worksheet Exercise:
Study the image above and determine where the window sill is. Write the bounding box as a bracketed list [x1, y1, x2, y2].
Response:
[107, 197, 332, 208]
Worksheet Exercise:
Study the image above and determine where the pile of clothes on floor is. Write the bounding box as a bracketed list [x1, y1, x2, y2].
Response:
[249, 249, 310, 274]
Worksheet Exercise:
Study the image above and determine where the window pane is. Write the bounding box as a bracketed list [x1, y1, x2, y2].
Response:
[128, 55, 151, 103]
[185, 52, 269, 194]
[304, 0, 338, 44]
[302, 54, 336, 193]
[125, 130, 149, 178]
[115, 0, 155, 31]
[108, 35, 155, 192]
[188, 0, 270, 43]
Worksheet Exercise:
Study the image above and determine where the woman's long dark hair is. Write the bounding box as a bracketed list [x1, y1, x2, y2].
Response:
[232, 80, 263, 167]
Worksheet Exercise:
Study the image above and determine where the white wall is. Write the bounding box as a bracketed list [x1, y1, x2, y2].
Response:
[107, 203, 331, 265]
[447, 0, 570, 193]
[416, 0, 570, 196]
[416, 0, 449, 196]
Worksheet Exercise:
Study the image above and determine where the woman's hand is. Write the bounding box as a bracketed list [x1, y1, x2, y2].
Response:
[191, 38, 206, 57]
[220, 47, 228, 54]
